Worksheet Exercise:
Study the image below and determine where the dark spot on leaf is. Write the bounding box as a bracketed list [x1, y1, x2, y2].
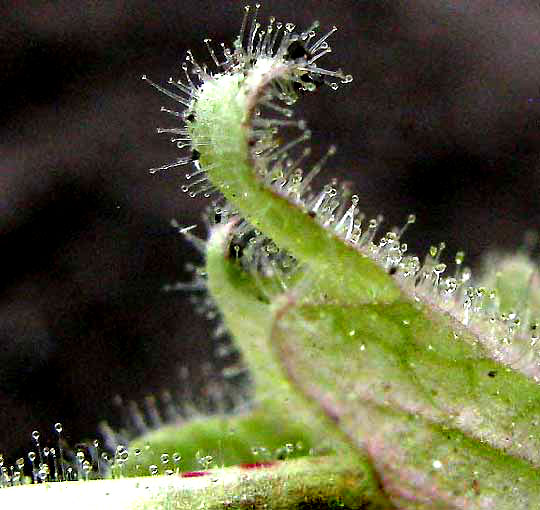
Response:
[488, 371, 497, 378]
[275, 449, 288, 460]
[191, 149, 200, 161]
[186, 113, 196, 122]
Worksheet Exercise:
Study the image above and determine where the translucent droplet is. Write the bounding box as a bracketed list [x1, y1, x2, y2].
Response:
[433, 263, 446, 275]
[38, 464, 50, 481]
[266, 242, 279, 254]
[173, 453, 182, 464]
[28, 452, 36, 462]
[197, 453, 214, 470]
[134, 448, 142, 457]
[442, 277, 458, 295]
[160, 453, 169, 464]
[54, 423, 63, 434]
[149, 465, 159, 475]
[31, 431, 40, 441]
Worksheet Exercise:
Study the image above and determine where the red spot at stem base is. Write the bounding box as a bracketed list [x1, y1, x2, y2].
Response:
[181, 471, 210, 478]
[240, 461, 276, 469]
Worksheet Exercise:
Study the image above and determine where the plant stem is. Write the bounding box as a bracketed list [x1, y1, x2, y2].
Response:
[1, 456, 394, 510]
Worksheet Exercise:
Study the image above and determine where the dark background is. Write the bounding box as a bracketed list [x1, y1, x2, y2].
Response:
[2, 0, 540, 462]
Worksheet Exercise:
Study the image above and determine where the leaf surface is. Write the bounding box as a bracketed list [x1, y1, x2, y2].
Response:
[271, 297, 540, 508]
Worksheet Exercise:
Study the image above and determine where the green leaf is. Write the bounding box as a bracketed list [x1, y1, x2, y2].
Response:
[271, 297, 540, 508]
[125, 409, 317, 476]
[203, 223, 342, 451]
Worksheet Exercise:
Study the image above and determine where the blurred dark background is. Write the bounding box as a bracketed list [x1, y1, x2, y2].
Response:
[2, 0, 540, 462]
